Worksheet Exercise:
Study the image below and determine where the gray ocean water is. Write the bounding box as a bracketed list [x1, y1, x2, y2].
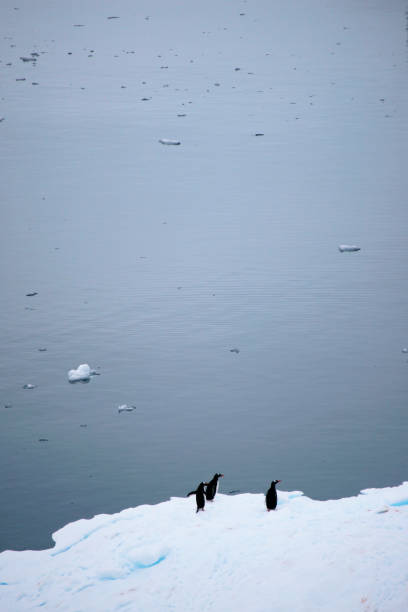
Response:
[1, 0, 407, 551]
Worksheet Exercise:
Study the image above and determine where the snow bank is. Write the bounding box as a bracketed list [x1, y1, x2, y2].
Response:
[1, 483, 407, 611]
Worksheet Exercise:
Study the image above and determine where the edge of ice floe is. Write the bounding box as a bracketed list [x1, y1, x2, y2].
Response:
[48, 482, 408, 553]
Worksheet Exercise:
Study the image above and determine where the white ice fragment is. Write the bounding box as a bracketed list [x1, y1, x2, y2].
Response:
[118, 404, 136, 413]
[159, 138, 181, 145]
[338, 244, 361, 252]
[401, 348, 408, 353]
[68, 364, 92, 383]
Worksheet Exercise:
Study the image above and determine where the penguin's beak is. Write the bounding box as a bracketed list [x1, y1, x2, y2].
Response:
[220, 474, 224, 477]
[277, 480, 282, 483]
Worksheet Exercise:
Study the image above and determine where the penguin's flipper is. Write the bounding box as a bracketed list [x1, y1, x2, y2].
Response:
[187, 490, 197, 497]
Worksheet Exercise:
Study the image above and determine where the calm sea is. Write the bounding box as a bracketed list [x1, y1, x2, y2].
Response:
[1, 0, 407, 551]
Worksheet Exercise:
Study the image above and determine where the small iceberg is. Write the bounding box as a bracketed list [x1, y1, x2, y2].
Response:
[68, 364, 98, 383]
[159, 138, 181, 145]
[118, 404, 136, 414]
[338, 244, 361, 252]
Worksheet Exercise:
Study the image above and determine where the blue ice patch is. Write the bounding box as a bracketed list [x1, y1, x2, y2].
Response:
[391, 499, 408, 507]
[51, 518, 122, 557]
[99, 554, 167, 582]
[76, 584, 94, 593]
[51, 525, 106, 556]
[130, 554, 166, 570]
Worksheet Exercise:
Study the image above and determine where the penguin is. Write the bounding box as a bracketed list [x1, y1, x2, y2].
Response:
[205, 473, 224, 501]
[265, 479, 281, 511]
[187, 482, 208, 513]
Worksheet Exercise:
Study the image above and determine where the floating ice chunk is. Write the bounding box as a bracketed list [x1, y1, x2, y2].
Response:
[230, 348, 240, 354]
[159, 138, 181, 145]
[68, 364, 96, 383]
[118, 404, 136, 413]
[26, 291, 38, 297]
[338, 244, 361, 252]
[23, 383, 36, 389]
[401, 348, 408, 353]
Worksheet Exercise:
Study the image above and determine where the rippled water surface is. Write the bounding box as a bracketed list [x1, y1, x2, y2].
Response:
[1, 0, 407, 551]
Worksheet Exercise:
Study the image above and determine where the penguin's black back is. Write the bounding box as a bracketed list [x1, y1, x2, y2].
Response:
[205, 473, 223, 501]
[187, 482, 207, 513]
[265, 480, 279, 511]
[196, 482, 206, 511]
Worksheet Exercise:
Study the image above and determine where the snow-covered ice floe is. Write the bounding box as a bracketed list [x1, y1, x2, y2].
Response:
[0, 483, 407, 612]
[338, 244, 361, 252]
[67, 364, 98, 383]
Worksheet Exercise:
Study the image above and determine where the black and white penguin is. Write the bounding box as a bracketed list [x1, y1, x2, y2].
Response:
[265, 479, 281, 511]
[187, 482, 208, 513]
[205, 473, 224, 501]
